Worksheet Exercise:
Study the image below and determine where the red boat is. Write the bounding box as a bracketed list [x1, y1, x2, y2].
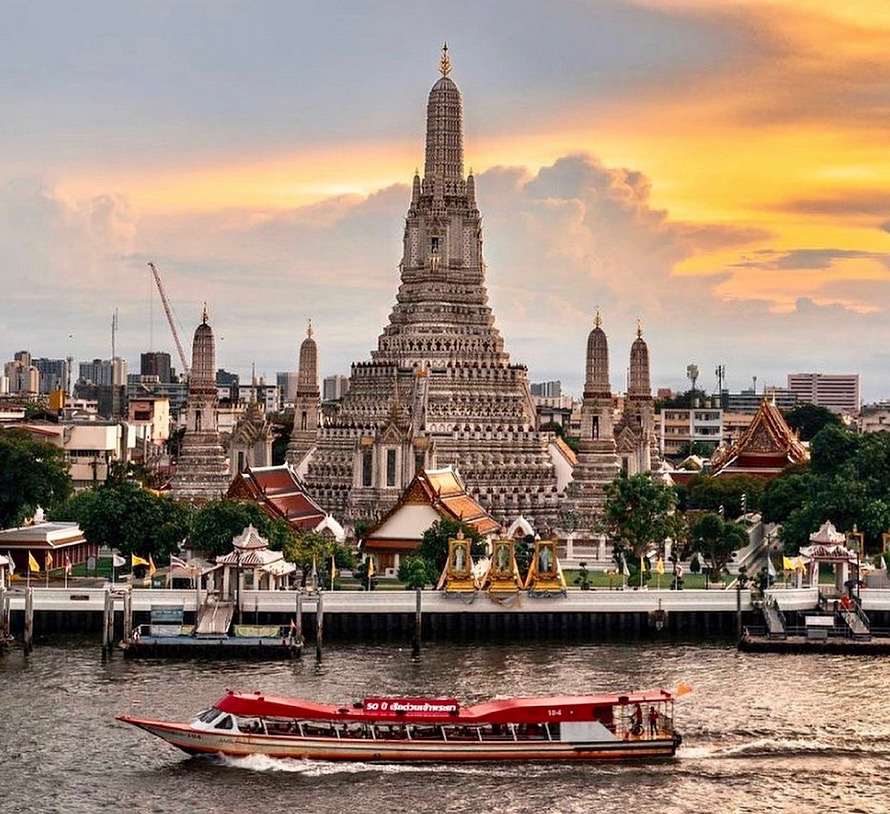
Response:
[118, 688, 682, 762]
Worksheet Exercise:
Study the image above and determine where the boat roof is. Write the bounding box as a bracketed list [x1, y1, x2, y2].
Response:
[214, 689, 674, 725]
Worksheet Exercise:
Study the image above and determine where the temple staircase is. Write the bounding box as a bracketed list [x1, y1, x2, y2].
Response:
[194, 595, 235, 636]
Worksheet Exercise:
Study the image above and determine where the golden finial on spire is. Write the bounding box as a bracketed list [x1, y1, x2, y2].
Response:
[440, 42, 452, 77]
[307, 318, 313, 339]
[636, 318, 643, 338]
[594, 306, 602, 329]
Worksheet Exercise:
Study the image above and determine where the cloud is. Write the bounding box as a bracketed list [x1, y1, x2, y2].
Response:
[2, 152, 890, 401]
[730, 248, 890, 272]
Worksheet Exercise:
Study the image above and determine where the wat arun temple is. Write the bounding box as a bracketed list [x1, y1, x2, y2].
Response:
[302, 49, 659, 533]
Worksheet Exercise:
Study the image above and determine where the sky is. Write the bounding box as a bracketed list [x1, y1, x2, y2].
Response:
[1, 0, 888, 401]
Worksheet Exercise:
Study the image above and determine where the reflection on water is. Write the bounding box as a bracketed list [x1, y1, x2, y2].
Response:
[1, 638, 889, 814]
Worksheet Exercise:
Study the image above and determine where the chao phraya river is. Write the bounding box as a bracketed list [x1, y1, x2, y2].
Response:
[2, 639, 889, 814]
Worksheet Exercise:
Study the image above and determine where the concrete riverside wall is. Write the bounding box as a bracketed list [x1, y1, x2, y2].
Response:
[5, 585, 861, 642]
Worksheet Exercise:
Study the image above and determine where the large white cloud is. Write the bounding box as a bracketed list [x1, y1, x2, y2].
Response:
[2, 154, 888, 400]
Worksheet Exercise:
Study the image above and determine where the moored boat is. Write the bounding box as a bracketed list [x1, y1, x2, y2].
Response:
[118, 688, 683, 762]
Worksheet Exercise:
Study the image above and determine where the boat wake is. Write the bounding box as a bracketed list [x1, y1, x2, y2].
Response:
[216, 753, 491, 777]
[680, 736, 890, 761]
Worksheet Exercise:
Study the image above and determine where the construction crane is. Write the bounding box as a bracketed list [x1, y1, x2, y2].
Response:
[148, 262, 190, 378]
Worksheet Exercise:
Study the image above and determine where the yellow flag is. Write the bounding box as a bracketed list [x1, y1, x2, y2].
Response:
[131, 554, 149, 568]
[795, 556, 806, 571]
[330, 554, 337, 580]
[148, 555, 156, 577]
[45, 551, 54, 570]
[640, 555, 647, 573]
[28, 551, 40, 572]
[367, 557, 375, 578]
[656, 557, 665, 575]
[782, 556, 795, 571]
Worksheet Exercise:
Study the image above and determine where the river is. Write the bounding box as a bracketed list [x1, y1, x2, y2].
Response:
[1, 638, 888, 814]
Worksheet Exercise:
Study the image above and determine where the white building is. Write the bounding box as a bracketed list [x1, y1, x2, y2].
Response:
[787, 373, 860, 415]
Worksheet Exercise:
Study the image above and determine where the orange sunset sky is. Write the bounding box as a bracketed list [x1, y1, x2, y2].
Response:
[1, 0, 887, 398]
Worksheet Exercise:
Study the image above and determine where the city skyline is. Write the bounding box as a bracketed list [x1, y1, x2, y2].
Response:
[1, 1, 887, 400]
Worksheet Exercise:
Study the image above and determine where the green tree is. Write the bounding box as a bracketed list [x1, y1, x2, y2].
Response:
[282, 530, 351, 587]
[0, 429, 72, 528]
[415, 518, 484, 579]
[189, 499, 294, 558]
[603, 473, 678, 561]
[398, 554, 435, 589]
[689, 513, 748, 581]
[685, 474, 765, 518]
[809, 423, 859, 475]
[53, 479, 191, 559]
[783, 403, 842, 442]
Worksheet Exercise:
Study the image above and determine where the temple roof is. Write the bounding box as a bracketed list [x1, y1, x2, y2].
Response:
[227, 465, 326, 531]
[364, 466, 501, 548]
[709, 397, 808, 477]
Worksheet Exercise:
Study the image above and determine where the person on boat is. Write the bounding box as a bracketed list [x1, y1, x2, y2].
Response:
[840, 594, 851, 610]
[648, 706, 659, 738]
[630, 703, 643, 736]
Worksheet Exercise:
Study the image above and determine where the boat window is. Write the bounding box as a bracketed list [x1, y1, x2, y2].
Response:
[215, 715, 234, 731]
[197, 708, 220, 724]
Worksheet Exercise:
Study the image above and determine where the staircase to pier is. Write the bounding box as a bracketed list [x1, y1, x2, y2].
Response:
[761, 596, 787, 639]
[194, 596, 234, 636]
[839, 606, 871, 640]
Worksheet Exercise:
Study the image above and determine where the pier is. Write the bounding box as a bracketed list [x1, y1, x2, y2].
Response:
[5, 585, 890, 646]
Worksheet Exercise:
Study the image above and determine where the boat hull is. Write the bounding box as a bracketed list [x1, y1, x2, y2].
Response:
[117, 716, 680, 762]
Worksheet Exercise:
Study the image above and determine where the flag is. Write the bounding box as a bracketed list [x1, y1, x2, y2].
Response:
[7, 552, 15, 574]
[656, 557, 665, 575]
[767, 554, 776, 578]
[64, 553, 72, 575]
[330, 554, 337, 581]
[795, 556, 806, 572]
[675, 683, 694, 697]
[640, 554, 647, 573]
[367, 557, 375, 578]
[148, 555, 157, 578]
[28, 551, 40, 573]
[782, 556, 795, 571]
[45, 551, 54, 571]
[112, 553, 126, 568]
[131, 554, 149, 568]
[621, 554, 630, 577]
[170, 555, 189, 570]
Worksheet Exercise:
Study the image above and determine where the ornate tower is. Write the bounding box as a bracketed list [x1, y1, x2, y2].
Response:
[170, 307, 231, 500]
[564, 310, 620, 520]
[304, 47, 560, 529]
[615, 323, 661, 475]
[286, 321, 321, 467]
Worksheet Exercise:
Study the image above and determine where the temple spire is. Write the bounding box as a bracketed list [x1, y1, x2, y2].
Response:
[440, 42, 451, 77]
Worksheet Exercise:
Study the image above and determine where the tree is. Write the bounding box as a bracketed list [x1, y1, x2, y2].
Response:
[783, 403, 842, 442]
[0, 429, 72, 528]
[415, 518, 484, 579]
[53, 479, 191, 559]
[282, 530, 351, 587]
[603, 473, 678, 562]
[189, 499, 294, 558]
[689, 513, 748, 581]
[685, 474, 765, 518]
[809, 423, 858, 475]
[398, 555, 435, 589]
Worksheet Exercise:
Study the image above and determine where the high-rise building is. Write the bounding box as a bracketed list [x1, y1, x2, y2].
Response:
[277, 371, 299, 405]
[304, 49, 560, 529]
[531, 381, 562, 398]
[786, 373, 861, 415]
[141, 351, 173, 383]
[4, 352, 39, 396]
[322, 375, 350, 402]
[79, 358, 127, 387]
[31, 357, 69, 395]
